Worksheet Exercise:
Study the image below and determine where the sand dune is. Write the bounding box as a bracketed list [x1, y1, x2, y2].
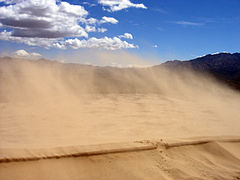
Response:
[0, 137, 240, 180]
[0, 58, 240, 179]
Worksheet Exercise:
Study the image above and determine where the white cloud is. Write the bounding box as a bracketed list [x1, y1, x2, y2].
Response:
[14, 49, 30, 57]
[0, 0, 18, 4]
[175, 21, 203, 26]
[0, 30, 57, 48]
[13, 49, 42, 59]
[85, 25, 108, 33]
[59, 1, 88, 17]
[85, 25, 96, 32]
[81, 16, 118, 25]
[57, 37, 137, 50]
[119, 33, 133, 39]
[0, 0, 138, 50]
[82, 2, 97, 7]
[153, 45, 158, 48]
[0, 0, 88, 38]
[98, 0, 147, 12]
[100, 16, 118, 24]
[97, 28, 107, 33]
[85, 18, 98, 24]
[0, 29, 136, 50]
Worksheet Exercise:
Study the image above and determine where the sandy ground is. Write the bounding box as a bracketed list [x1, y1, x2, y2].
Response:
[0, 139, 240, 180]
[1, 94, 240, 149]
[0, 59, 240, 179]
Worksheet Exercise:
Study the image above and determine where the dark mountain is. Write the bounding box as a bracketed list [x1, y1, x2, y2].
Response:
[158, 53, 240, 90]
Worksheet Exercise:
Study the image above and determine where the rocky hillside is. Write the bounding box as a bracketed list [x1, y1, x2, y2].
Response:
[159, 53, 240, 90]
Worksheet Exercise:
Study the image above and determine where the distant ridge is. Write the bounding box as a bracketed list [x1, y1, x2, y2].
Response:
[158, 53, 240, 90]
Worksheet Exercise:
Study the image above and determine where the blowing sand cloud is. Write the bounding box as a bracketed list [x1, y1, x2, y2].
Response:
[1, 56, 240, 180]
[1, 57, 240, 149]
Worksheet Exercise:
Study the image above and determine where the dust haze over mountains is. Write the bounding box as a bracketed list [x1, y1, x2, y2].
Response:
[0, 55, 240, 149]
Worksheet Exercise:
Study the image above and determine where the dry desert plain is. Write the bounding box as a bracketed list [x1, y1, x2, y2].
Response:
[0, 58, 240, 180]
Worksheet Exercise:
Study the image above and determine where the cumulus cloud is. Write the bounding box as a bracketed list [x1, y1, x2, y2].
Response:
[98, 0, 147, 12]
[0, 0, 88, 38]
[0, 0, 18, 4]
[97, 28, 107, 33]
[13, 49, 42, 59]
[85, 18, 98, 25]
[100, 16, 118, 24]
[82, 2, 97, 7]
[0, 30, 57, 48]
[0, 0, 138, 50]
[54, 37, 137, 50]
[81, 16, 118, 25]
[1, 29, 136, 50]
[85, 25, 107, 33]
[119, 33, 133, 39]
[85, 25, 97, 32]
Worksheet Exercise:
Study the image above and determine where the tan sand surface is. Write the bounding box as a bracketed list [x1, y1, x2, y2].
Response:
[0, 138, 240, 180]
[1, 92, 240, 148]
[0, 59, 240, 179]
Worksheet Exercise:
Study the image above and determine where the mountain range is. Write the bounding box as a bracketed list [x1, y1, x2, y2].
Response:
[159, 53, 240, 90]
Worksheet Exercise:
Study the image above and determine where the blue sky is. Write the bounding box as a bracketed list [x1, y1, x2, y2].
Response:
[0, 0, 239, 64]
